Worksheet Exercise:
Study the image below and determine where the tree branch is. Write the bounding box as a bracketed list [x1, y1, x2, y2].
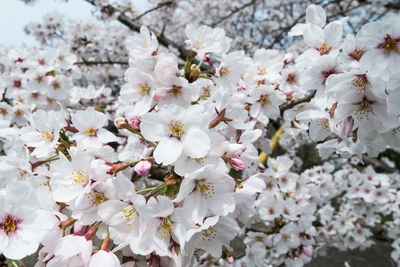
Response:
[279, 90, 316, 115]
[362, 155, 397, 173]
[210, 0, 258, 27]
[134, 0, 173, 21]
[85, 0, 209, 69]
[75, 60, 128, 65]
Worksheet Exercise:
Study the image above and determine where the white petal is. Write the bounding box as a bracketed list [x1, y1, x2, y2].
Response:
[182, 128, 210, 158]
[153, 138, 182, 165]
[140, 112, 168, 142]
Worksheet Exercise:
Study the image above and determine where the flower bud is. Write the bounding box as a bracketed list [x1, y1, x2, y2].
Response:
[302, 246, 313, 257]
[134, 160, 152, 176]
[127, 117, 141, 130]
[230, 157, 245, 170]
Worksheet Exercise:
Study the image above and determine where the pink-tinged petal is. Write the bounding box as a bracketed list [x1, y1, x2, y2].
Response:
[153, 138, 182, 165]
[140, 112, 168, 141]
[182, 128, 210, 158]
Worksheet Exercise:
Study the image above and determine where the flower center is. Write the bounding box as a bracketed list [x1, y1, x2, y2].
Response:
[193, 40, 203, 50]
[286, 73, 297, 84]
[85, 127, 97, 136]
[120, 206, 136, 226]
[196, 181, 215, 199]
[168, 120, 184, 138]
[377, 34, 399, 54]
[352, 74, 368, 92]
[349, 48, 364, 61]
[321, 68, 337, 85]
[318, 118, 330, 130]
[71, 169, 89, 186]
[1, 216, 19, 235]
[169, 85, 182, 97]
[158, 218, 174, 239]
[88, 191, 105, 206]
[355, 100, 372, 120]
[35, 75, 44, 84]
[138, 83, 150, 95]
[260, 95, 270, 107]
[258, 67, 267, 75]
[201, 226, 217, 241]
[40, 131, 53, 141]
[219, 66, 231, 77]
[0, 108, 7, 116]
[14, 80, 22, 88]
[317, 43, 331, 55]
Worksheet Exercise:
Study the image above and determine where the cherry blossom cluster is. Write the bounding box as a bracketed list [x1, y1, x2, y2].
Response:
[0, 3, 399, 267]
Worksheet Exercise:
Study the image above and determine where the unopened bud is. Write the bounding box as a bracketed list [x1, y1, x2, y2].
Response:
[127, 117, 141, 130]
[302, 246, 313, 257]
[227, 255, 234, 264]
[164, 174, 179, 186]
[230, 157, 245, 170]
[134, 160, 152, 176]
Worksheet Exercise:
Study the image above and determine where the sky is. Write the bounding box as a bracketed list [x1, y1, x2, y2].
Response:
[0, 0, 95, 47]
[0, 0, 151, 47]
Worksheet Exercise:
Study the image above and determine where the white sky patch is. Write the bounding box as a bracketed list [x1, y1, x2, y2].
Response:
[0, 0, 150, 47]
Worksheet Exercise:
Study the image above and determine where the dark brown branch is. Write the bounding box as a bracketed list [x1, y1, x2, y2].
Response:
[280, 90, 316, 115]
[75, 60, 128, 65]
[85, 0, 209, 69]
[134, 0, 173, 21]
[385, 2, 400, 10]
[210, 0, 258, 27]
[362, 155, 397, 173]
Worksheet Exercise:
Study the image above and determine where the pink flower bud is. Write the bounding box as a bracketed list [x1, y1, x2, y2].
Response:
[284, 90, 294, 98]
[227, 255, 234, 264]
[230, 157, 245, 170]
[127, 117, 141, 130]
[340, 116, 354, 139]
[134, 160, 152, 176]
[114, 117, 127, 129]
[225, 144, 247, 158]
[302, 246, 313, 257]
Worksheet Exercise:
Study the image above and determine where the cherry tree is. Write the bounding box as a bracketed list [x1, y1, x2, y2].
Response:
[0, 0, 400, 266]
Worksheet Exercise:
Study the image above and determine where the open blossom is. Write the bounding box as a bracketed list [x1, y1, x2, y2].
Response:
[50, 147, 110, 205]
[140, 104, 211, 165]
[358, 14, 400, 80]
[185, 24, 231, 58]
[20, 109, 66, 158]
[1, 3, 400, 267]
[71, 107, 118, 147]
[174, 165, 236, 224]
[0, 182, 57, 260]
[125, 26, 158, 59]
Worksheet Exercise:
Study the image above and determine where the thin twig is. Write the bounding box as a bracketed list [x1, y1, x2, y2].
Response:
[134, 0, 173, 21]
